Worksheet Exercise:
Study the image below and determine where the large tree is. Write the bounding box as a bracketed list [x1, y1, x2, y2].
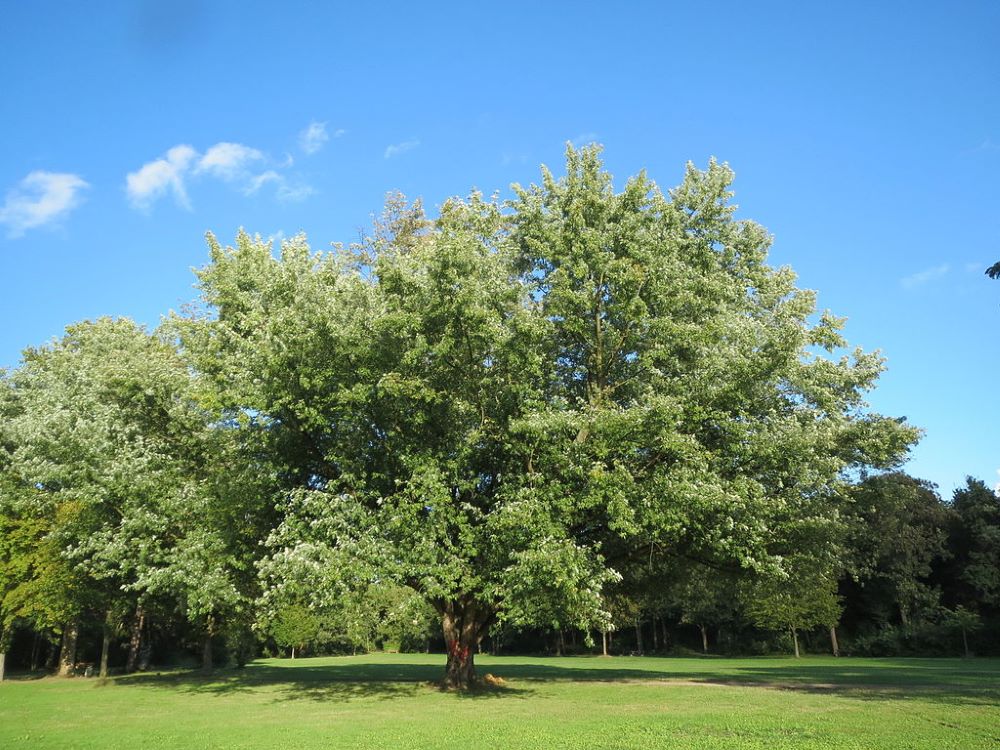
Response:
[177, 146, 916, 687]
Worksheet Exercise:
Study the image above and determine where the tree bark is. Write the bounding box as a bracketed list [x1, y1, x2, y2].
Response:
[45, 637, 58, 670]
[651, 616, 659, 651]
[201, 614, 215, 672]
[291, 646, 296, 660]
[635, 619, 644, 655]
[58, 620, 80, 677]
[439, 598, 491, 689]
[962, 627, 970, 658]
[792, 627, 800, 658]
[30, 632, 41, 672]
[126, 605, 145, 673]
[829, 626, 839, 657]
[700, 624, 709, 654]
[0, 650, 6, 682]
[99, 610, 113, 678]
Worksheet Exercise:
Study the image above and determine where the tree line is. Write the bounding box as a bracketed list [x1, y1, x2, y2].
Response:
[1, 148, 996, 687]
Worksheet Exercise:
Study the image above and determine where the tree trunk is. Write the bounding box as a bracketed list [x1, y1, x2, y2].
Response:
[601, 629, 608, 656]
[126, 605, 145, 673]
[440, 598, 491, 689]
[0, 650, 6, 682]
[30, 632, 41, 672]
[962, 627, 970, 658]
[829, 626, 839, 657]
[792, 627, 800, 658]
[651, 616, 659, 651]
[662, 619, 669, 651]
[99, 611, 112, 678]
[291, 646, 296, 660]
[45, 637, 58, 670]
[201, 615, 215, 673]
[700, 624, 708, 654]
[899, 604, 909, 627]
[58, 620, 80, 677]
[635, 619, 644, 655]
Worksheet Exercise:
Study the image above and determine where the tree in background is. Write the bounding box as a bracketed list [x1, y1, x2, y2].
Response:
[744, 554, 842, 657]
[846, 473, 952, 627]
[948, 478, 1000, 612]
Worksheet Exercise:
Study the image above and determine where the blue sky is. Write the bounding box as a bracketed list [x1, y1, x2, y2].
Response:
[2, 1, 998, 496]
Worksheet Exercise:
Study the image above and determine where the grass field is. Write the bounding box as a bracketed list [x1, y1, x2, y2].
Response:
[1, 654, 998, 749]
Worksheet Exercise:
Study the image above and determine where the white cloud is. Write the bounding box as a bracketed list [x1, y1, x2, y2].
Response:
[196, 142, 264, 180]
[384, 139, 420, 159]
[126, 140, 314, 210]
[244, 170, 281, 195]
[332, 128, 347, 138]
[900, 263, 950, 289]
[0, 171, 90, 237]
[299, 121, 330, 155]
[570, 132, 600, 147]
[126, 144, 198, 210]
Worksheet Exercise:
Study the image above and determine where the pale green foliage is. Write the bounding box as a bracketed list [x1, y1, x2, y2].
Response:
[0, 318, 248, 635]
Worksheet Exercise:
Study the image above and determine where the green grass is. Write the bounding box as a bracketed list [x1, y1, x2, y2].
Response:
[1, 654, 998, 749]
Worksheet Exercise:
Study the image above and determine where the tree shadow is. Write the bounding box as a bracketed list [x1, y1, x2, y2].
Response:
[117, 661, 533, 703]
[111, 656, 1000, 708]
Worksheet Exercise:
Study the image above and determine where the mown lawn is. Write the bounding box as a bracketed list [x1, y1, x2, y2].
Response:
[1, 654, 998, 749]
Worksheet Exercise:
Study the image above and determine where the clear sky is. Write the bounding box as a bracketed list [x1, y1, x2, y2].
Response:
[2, 1, 998, 496]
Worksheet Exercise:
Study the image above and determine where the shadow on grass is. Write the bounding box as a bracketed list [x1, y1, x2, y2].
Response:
[115, 661, 534, 703]
[111, 656, 1000, 707]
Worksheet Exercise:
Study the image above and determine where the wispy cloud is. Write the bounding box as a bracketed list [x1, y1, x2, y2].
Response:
[126, 144, 197, 210]
[195, 142, 264, 180]
[570, 132, 600, 147]
[901, 263, 950, 289]
[275, 181, 314, 202]
[0, 171, 90, 237]
[126, 140, 312, 210]
[384, 138, 420, 159]
[299, 121, 333, 155]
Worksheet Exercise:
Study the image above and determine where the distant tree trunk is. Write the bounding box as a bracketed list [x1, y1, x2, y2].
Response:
[899, 604, 909, 627]
[0, 628, 9, 682]
[556, 629, 565, 656]
[45, 637, 58, 670]
[99, 609, 113, 678]
[791, 627, 800, 658]
[58, 619, 80, 676]
[961, 627, 970, 658]
[439, 598, 492, 689]
[699, 624, 709, 654]
[651, 616, 659, 651]
[201, 615, 215, 672]
[662, 619, 669, 651]
[601, 630, 608, 656]
[635, 619, 644, 655]
[30, 632, 41, 671]
[829, 626, 839, 657]
[126, 605, 145, 673]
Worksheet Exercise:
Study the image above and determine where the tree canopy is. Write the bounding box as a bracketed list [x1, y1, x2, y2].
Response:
[164, 146, 918, 685]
